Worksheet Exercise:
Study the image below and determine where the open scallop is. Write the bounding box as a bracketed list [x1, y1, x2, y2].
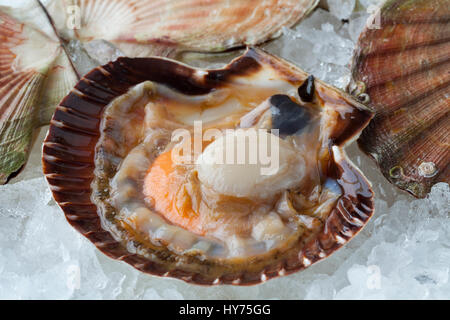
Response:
[43, 48, 374, 285]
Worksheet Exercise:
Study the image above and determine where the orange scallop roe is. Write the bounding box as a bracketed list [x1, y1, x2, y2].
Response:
[143, 150, 204, 236]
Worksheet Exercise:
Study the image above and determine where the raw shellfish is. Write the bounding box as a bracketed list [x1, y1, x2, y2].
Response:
[43, 48, 374, 285]
[0, 0, 319, 183]
[349, 0, 449, 198]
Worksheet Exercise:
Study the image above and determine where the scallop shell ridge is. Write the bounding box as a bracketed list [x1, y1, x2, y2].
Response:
[350, 0, 450, 198]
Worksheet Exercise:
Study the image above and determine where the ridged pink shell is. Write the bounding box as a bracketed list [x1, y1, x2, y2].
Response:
[0, 9, 77, 183]
[45, 0, 319, 56]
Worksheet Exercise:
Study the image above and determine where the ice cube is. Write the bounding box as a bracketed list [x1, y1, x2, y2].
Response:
[83, 40, 125, 66]
[327, 0, 356, 20]
[348, 12, 370, 42]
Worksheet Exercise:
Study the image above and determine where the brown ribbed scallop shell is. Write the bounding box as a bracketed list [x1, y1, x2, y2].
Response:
[43, 48, 374, 285]
[350, 0, 449, 198]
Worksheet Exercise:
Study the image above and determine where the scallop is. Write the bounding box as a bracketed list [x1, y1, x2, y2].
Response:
[43, 48, 374, 285]
[349, 0, 449, 198]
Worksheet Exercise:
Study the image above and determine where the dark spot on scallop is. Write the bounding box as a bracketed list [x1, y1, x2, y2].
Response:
[298, 75, 315, 103]
[270, 94, 311, 135]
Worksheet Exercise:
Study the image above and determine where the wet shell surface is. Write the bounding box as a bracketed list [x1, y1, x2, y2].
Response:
[43, 48, 374, 285]
[0, 0, 319, 183]
[350, 0, 449, 198]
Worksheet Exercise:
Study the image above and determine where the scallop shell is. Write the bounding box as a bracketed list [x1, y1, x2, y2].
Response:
[43, 48, 374, 285]
[0, 0, 319, 183]
[350, 0, 449, 198]
[44, 0, 320, 57]
[0, 9, 77, 183]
